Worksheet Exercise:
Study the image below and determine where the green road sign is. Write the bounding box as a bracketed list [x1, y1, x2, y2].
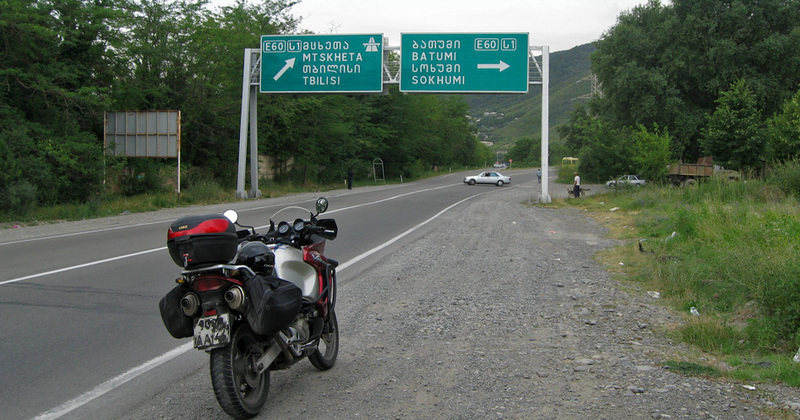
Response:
[260, 34, 384, 93]
[400, 33, 529, 93]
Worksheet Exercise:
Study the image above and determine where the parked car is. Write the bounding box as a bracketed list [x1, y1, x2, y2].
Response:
[464, 171, 511, 186]
[606, 174, 646, 187]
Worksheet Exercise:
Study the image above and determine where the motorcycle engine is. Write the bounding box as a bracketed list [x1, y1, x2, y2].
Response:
[286, 317, 309, 355]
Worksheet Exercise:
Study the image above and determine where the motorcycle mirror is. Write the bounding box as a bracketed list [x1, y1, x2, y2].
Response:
[223, 209, 238, 224]
[315, 197, 329, 214]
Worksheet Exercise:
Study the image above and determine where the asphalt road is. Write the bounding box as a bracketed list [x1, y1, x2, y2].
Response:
[0, 168, 543, 420]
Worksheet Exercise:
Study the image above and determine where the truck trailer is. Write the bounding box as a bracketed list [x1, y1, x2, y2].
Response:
[667, 156, 740, 186]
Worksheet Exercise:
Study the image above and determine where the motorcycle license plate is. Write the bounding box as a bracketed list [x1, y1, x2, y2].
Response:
[193, 313, 231, 350]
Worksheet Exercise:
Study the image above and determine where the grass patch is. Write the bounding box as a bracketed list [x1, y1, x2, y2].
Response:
[726, 354, 800, 386]
[663, 360, 721, 378]
[547, 162, 800, 387]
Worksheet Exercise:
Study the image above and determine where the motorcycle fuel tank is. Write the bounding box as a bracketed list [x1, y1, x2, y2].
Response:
[269, 245, 319, 299]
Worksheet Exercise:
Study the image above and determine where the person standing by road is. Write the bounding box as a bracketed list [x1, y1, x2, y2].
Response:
[347, 168, 354, 190]
[573, 172, 581, 198]
[537, 168, 541, 183]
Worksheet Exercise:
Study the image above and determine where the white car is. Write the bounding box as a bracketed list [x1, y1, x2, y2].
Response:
[464, 171, 511, 186]
[606, 175, 646, 187]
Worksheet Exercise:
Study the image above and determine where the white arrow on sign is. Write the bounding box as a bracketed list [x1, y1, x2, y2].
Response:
[477, 60, 510, 72]
[273, 57, 296, 81]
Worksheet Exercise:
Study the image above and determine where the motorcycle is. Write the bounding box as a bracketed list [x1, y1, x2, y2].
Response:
[158, 197, 339, 418]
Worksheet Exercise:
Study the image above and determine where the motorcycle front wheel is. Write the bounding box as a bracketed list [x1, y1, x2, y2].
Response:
[309, 309, 339, 370]
[210, 324, 269, 419]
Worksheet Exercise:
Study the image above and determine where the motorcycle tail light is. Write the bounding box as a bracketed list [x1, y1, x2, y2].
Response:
[191, 276, 228, 292]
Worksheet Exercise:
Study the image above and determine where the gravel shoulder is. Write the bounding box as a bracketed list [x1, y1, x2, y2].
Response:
[121, 183, 800, 419]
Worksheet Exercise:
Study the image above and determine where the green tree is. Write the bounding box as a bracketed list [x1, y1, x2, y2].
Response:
[0, 0, 125, 210]
[274, 95, 390, 184]
[557, 104, 637, 182]
[766, 89, 800, 161]
[1, 0, 491, 210]
[578, 125, 635, 183]
[507, 136, 541, 166]
[632, 124, 671, 183]
[557, 103, 595, 154]
[702, 79, 765, 171]
[364, 90, 481, 178]
[592, 0, 800, 161]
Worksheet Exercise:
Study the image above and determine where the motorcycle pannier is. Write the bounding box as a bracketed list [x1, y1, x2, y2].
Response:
[244, 275, 302, 336]
[167, 214, 237, 268]
[159, 284, 194, 338]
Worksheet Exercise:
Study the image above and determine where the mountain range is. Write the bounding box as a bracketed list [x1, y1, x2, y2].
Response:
[465, 43, 596, 151]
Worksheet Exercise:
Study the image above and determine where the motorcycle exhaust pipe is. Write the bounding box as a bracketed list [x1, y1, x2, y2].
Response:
[180, 292, 200, 317]
[224, 286, 246, 312]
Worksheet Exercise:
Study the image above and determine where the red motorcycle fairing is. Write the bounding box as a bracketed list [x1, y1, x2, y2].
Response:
[303, 243, 334, 317]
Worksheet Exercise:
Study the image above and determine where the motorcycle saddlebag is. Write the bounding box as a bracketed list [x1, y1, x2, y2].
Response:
[167, 214, 237, 268]
[244, 275, 302, 336]
[159, 284, 194, 339]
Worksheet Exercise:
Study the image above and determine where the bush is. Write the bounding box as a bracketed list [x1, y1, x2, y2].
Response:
[760, 277, 800, 349]
[184, 179, 224, 203]
[119, 159, 168, 197]
[3, 179, 38, 213]
[558, 164, 578, 183]
[767, 159, 800, 197]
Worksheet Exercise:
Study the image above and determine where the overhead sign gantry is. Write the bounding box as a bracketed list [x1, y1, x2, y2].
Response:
[238, 33, 552, 202]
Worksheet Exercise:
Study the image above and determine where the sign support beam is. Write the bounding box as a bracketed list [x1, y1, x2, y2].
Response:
[236, 49, 261, 198]
[538, 46, 551, 203]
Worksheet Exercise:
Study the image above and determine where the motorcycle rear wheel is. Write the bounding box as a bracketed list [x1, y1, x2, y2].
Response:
[309, 309, 339, 370]
[210, 324, 270, 419]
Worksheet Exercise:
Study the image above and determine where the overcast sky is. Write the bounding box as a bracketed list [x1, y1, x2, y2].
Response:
[213, 0, 651, 52]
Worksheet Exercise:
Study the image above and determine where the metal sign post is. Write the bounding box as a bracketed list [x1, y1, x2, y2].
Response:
[236, 49, 261, 198]
[537, 46, 551, 203]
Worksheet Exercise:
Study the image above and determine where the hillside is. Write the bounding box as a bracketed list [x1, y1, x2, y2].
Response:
[465, 43, 596, 150]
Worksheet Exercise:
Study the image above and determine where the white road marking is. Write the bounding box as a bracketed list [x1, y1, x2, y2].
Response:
[0, 221, 169, 246]
[32, 343, 194, 420]
[0, 248, 166, 286]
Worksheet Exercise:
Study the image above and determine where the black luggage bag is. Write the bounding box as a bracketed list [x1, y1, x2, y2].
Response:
[244, 275, 302, 335]
[159, 284, 194, 338]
